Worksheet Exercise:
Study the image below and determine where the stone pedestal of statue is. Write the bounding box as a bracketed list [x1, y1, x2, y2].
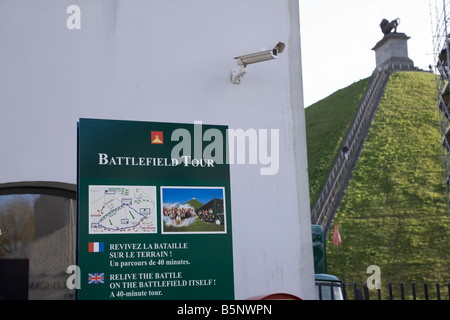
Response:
[372, 32, 415, 69]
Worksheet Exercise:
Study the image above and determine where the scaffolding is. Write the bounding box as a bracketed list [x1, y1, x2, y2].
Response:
[431, 0, 450, 220]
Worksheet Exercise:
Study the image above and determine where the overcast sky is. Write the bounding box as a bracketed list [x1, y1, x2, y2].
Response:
[299, 0, 436, 107]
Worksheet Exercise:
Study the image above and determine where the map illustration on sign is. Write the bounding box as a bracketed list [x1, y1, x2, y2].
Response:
[89, 185, 157, 234]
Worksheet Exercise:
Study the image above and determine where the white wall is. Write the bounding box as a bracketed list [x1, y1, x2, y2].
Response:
[0, 0, 315, 299]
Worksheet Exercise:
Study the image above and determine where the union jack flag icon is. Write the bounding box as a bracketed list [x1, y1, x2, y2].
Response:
[88, 273, 104, 284]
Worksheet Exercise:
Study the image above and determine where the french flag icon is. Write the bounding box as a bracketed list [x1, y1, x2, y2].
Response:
[89, 242, 104, 253]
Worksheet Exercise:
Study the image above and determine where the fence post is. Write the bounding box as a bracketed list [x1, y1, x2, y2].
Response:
[342, 282, 348, 300]
[353, 282, 363, 300]
[447, 282, 450, 300]
[388, 282, 393, 300]
[400, 282, 405, 300]
[424, 282, 429, 300]
[436, 282, 441, 301]
[411, 282, 416, 300]
[318, 283, 322, 300]
[363, 283, 369, 300]
[330, 281, 334, 300]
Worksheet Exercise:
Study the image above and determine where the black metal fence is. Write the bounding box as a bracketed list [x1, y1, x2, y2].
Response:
[316, 281, 450, 300]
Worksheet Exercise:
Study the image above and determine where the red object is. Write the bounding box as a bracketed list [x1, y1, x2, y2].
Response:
[247, 293, 302, 300]
[333, 221, 342, 246]
[151, 131, 163, 144]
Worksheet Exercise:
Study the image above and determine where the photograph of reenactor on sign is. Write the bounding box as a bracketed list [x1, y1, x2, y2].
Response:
[161, 187, 227, 234]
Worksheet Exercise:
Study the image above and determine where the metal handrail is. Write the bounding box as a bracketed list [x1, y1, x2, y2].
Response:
[311, 67, 393, 232]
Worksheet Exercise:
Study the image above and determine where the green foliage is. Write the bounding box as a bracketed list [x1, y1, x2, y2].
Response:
[307, 71, 450, 298]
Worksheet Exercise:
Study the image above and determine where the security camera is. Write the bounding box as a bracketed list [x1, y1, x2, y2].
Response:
[231, 42, 285, 84]
[235, 42, 286, 67]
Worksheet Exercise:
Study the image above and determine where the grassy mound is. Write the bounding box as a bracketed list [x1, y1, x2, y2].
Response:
[321, 72, 450, 298]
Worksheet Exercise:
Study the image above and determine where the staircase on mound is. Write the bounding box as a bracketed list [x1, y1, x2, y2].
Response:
[310, 66, 406, 235]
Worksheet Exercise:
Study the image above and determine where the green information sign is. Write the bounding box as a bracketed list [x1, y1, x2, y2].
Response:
[77, 118, 234, 300]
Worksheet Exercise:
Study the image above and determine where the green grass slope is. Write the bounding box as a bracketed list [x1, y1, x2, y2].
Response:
[321, 72, 450, 298]
[305, 77, 372, 206]
[184, 198, 204, 210]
